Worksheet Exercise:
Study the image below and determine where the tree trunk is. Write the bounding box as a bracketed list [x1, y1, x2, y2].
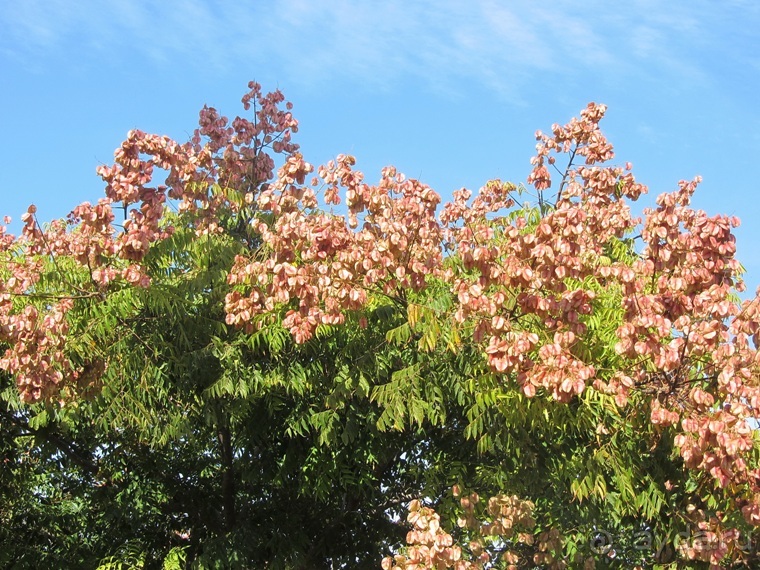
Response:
[217, 422, 236, 531]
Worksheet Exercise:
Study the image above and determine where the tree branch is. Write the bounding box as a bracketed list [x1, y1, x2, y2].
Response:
[0, 407, 99, 475]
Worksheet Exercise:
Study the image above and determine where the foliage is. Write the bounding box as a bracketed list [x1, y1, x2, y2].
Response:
[2, 83, 760, 569]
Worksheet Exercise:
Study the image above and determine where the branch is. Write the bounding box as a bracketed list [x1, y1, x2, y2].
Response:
[0, 407, 99, 475]
[555, 145, 579, 204]
[216, 417, 237, 532]
[9, 291, 105, 301]
[32, 214, 94, 297]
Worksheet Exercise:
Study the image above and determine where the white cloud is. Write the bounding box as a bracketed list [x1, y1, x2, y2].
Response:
[1, 0, 756, 98]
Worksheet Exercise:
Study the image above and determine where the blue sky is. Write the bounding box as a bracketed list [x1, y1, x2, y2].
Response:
[2, 0, 759, 287]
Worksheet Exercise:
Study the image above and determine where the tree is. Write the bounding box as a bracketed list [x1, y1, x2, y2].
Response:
[1, 83, 759, 569]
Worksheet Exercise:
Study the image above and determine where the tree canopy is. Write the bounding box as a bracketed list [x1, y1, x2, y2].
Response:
[2, 82, 760, 569]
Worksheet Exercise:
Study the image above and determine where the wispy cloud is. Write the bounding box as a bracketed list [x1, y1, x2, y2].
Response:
[2, 0, 756, 99]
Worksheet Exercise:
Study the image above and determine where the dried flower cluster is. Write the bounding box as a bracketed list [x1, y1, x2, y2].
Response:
[382, 489, 577, 569]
